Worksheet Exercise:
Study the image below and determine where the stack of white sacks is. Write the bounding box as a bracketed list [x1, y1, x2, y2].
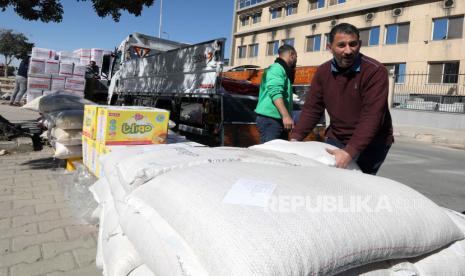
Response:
[47, 109, 84, 159]
[89, 139, 465, 276]
[26, 47, 109, 102]
[24, 92, 93, 159]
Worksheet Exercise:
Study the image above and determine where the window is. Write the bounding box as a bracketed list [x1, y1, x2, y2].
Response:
[323, 33, 329, 51]
[271, 7, 282, 19]
[267, 41, 279, 56]
[237, 46, 247, 59]
[240, 16, 249, 27]
[329, 0, 346, 6]
[282, 38, 295, 47]
[286, 3, 298, 16]
[385, 23, 410, 44]
[432, 16, 464, 40]
[384, 63, 406, 83]
[359, 26, 380, 46]
[248, 44, 259, 57]
[428, 62, 459, 84]
[252, 13, 262, 24]
[306, 35, 321, 52]
[238, 0, 266, 9]
[309, 0, 325, 10]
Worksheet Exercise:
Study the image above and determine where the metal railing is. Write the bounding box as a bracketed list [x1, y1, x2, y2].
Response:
[392, 73, 465, 113]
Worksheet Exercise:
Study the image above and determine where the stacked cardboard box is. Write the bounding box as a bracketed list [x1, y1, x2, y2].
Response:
[26, 46, 110, 102]
[82, 105, 170, 177]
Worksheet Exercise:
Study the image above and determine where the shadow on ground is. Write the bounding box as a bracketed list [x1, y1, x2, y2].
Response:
[20, 157, 65, 170]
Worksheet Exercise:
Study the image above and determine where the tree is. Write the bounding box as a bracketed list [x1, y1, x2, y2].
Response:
[0, 29, 34, 77]
[0, 0, 155, 23]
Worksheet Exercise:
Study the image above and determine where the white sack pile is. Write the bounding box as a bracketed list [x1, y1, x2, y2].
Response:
[89, 140, 465, 276]
[23, 92, 94, 159]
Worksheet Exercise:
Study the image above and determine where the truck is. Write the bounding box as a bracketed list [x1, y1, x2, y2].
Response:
[101, 33, 323, 147]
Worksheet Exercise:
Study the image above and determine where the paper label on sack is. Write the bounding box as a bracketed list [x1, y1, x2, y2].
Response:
[222, 179, 276, 208]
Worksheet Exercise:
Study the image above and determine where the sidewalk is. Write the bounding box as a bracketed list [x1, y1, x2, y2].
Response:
[394, 124, 465, 149]
[0, 103, 100, 276]
[0, 101, 40, 123]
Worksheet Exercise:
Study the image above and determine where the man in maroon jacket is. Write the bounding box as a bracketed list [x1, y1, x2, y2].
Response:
[291, 23, 393, 175]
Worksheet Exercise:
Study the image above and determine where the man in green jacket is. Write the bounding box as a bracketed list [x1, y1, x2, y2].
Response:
[255, 44, 297, 143]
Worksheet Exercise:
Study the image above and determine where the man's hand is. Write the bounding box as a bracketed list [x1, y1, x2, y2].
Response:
[326, 148, 352, 169]
[282, 115, 294, 130]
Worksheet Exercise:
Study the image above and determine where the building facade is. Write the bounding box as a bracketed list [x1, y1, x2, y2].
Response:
[231, 0, 464, 75]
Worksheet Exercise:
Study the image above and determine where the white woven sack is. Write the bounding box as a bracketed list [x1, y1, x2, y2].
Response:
[51, 128, 82, 141]
[102, 219, 143, 276]
[339, 242, 465, 276]
[53, 142, 81, 159]
[90, 179, 143, 276]
[128, 265, 157, 276]
[89, 178, 114, 270]
[410, 209, 465, 275]
[99, 170, 131, 216]
[99, 143, 207, 193]
[115, 146, 323, 190]
[127, 162, 463, 275]
[412, 239, 465, 275]
[47, 110, 84, 130]
[444, 208, 465, 234]
[21, 95, 43, 111]
[250, 140, 361, 170]
[120, 197, 208, 276]
[98, 145, 179, 211]
[50, 128, 82, 146]
[337, 260, 418, 276]
[340, 210, 465, 275]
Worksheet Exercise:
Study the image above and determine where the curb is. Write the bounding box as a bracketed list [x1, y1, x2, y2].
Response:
[394, 124, 465, 149]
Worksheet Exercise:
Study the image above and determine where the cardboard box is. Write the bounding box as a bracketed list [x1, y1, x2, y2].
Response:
[80, 58, 91, 66]
[65, 77, 86, 92]
[66, 91, 84, 98]
[73, 65, 86, 78]
[45, 60, 59, 75]
[82, 135, 99, 177]
[89, 138, 99, 177]
[43, 90, 55, 96]
[26, 90, 43, 103]
[96, 107, 169, 145]
[27, 74, 51, 90]
[91, 48, 104, 67]
[28, 58, 46, 74]
[82, 136, 89, 169]
[58, 51, 75, 59]
[32, 47, 56, 60]
[59, 62, 74, 76]
[83, 105, 105, 139]
[74, 49, 91, 58]
[51, 76, 66, 91]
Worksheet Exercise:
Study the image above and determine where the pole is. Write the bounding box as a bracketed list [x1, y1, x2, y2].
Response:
[159, 0, 163, 38]
[388, 68, 395, 109]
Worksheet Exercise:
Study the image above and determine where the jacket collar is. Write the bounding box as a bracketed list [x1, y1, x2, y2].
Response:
[331, 54, 362, 74]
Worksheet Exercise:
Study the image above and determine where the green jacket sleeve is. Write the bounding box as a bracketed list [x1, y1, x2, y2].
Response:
[265, 65, 286, 101]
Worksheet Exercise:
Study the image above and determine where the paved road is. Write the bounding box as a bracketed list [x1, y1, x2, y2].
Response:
[378, 136, 465, 212]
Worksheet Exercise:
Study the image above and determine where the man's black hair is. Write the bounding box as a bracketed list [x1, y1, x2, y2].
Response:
[328, 23, 360, 44]
[278, 44, 296, 56]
